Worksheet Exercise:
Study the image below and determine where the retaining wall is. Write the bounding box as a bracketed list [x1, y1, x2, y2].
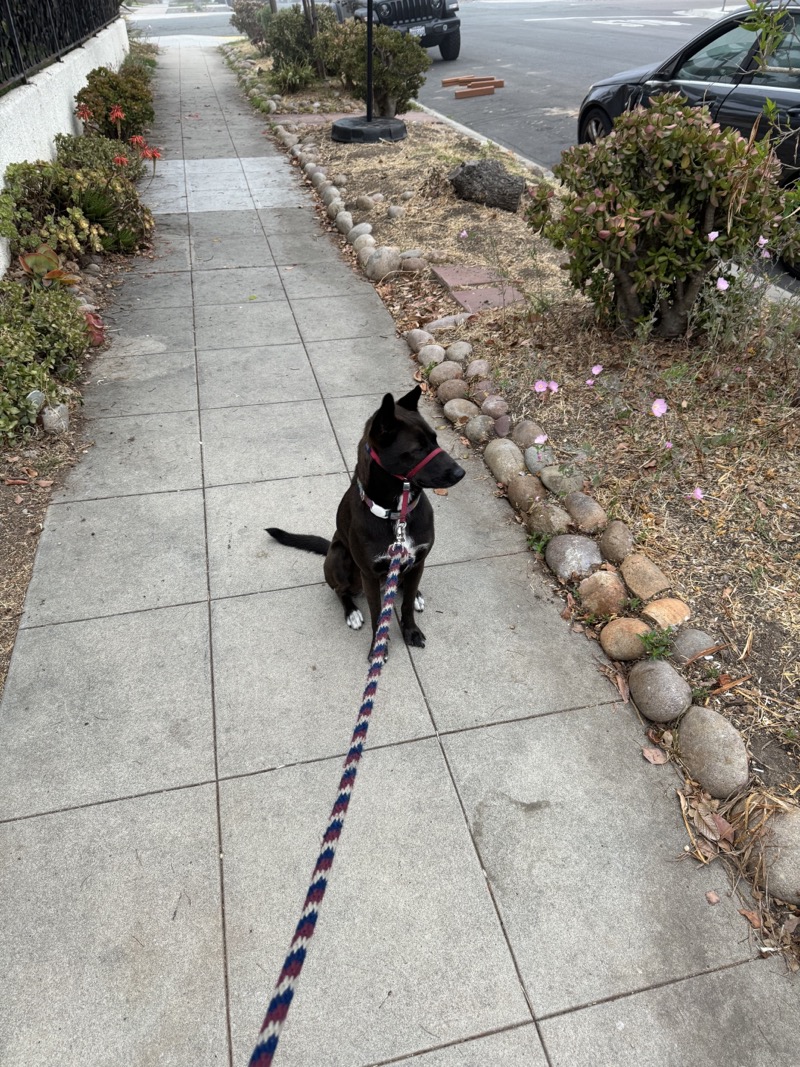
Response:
[0, 18, 129, 275]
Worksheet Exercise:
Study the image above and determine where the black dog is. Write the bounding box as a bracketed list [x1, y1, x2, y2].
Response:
[267, 386, 464, 652]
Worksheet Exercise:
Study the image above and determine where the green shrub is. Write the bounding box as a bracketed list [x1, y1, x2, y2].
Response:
[0, 280, 89, 440]
[75, 65, 155, 139]
[55, 132, 147, 182]
[261, 4, 337, 72]
[2, 160, 153, 257]
[269, 62, 316, 93]
[526, 94, 799, 338]
[123, 40, 159, 81]
[231, 0, 271, 51]
[315, 21, 430, 118]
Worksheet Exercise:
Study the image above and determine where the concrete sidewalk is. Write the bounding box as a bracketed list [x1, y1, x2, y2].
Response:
[1, 40, 798, 1067]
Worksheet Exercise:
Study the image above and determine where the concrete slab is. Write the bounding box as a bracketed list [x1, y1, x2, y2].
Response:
[194, 297, 301, 350]
[292, 291, 397, 343]
[408, 555, 613, 730]
[191, 264, 285, 305]
[220, 740, 531, 1065]
[191, 234, 274, 269]
[22, 491, 207, 627]
[147, 232, 192, 272]
[443, 706, 752, 1018]
[197, 343, 319, 410]
[205, 471, 349, 599]
[212, 586, 435, 774]
[0, 604, 213, 816]
[54, 411, 202, 501]
[267, 230, 347, 265]
[105, 304, 195, 355]
[278, 259, 375, 300]
[188, 209, 264, 239]
[81, 348, 197, 418]
[0, 787, 227, 1066]
[304, 335, 416, 397]
[539, 959, 800, 1066]
[257, 206, 325, 237]
[199, 401, 345, 487]
[452, 285, 526, 313]
[389, 1025, 548, 1065]
[115, 269, 194, 310]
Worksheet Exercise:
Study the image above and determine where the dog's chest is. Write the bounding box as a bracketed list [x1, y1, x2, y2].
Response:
[374, 527, 429, 568]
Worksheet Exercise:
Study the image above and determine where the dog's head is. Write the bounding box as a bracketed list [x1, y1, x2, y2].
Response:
[364, 386, 465, 489]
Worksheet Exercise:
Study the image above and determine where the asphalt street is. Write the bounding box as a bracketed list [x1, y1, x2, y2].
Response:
[418, 0, 731, 166]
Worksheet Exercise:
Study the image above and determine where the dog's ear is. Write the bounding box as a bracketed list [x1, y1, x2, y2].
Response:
[371, 392, 398, 439]
[396, 385, 421, 411]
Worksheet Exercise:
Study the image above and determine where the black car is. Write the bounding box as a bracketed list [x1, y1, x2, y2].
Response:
[578, 4, 800, 179]
[333, 0, 461, 61]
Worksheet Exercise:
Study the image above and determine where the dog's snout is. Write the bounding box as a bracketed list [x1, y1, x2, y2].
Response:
[448, 463, 466, 485]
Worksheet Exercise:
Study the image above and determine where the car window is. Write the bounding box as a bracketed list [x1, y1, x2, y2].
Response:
[750, 15, 800, 89]
[673, 23, 760, 83]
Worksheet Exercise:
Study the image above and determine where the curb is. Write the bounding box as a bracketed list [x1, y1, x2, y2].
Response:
[412, 101, 555, 180]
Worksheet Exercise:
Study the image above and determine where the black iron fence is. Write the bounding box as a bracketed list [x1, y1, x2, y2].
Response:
[1, 0, 122, 94]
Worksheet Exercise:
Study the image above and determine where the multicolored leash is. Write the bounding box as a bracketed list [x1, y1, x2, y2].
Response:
[248, 509, 411, 1066]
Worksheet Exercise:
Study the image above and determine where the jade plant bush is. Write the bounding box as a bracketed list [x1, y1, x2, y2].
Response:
[315, 21, 430, 118]
[526, 94, 799, 338]
[0, 279, 90, 440]
[75, 64, 155, 140]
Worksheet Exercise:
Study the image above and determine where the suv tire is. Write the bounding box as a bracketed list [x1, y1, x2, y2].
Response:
[439, 29, 460, 61]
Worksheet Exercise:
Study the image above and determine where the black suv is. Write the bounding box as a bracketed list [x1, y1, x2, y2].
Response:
[333, 0, 461, 61]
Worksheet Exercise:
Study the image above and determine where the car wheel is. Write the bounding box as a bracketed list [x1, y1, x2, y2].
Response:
[439, 30, 460, 61]
[579, 107, 612, 145]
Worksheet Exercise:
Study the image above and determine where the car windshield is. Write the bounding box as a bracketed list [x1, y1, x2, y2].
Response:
[673, 23, 760, 82]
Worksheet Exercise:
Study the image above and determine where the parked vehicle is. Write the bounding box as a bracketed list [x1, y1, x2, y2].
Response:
[332, 0, 461, 61]
[578, 4, 800, 179]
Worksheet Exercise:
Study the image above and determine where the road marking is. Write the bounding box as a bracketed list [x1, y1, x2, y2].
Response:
[522, 16, 688, 24]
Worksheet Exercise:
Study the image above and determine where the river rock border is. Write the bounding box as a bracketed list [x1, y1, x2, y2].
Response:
[221, 42, 799, 910]
[405, 326, 800, 908]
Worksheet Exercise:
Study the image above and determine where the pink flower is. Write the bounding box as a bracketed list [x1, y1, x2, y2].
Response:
[548, 381, 558, 393]
[591, 364, 603, 375]
[761, 249, 771, 259]
[533, 380, 548, 393]
[651, 398, 668, 417]
[716, 277, 729, 291]
[459, 230, 468, 239]
[665, 441, 673, 449]
[688, 487, 704, 501]
[533, 434, 548, 445]
[708, 231, 719, 242]
[586, 378, 595, 386]
[757, 235, 769, 247]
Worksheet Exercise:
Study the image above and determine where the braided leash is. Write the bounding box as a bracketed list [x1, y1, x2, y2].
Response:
[248, 527, 410, 1067]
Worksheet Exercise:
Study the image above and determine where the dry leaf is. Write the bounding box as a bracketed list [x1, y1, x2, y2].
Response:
[37, 479, 54, 488]
[706, 890, 720, 905]
[14, 495, 23, 505]
[433, 488, 448, 496]
[642, 746, 669, 765]
[711, 812, 735, 843]
[784, 915, 800, 935]
[739, 909, 762, 930]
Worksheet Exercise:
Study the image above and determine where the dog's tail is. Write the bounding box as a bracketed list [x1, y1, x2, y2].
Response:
[266, 527, 330, 555]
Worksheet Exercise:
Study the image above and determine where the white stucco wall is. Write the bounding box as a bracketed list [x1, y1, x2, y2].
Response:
[0, 18, 130, 274]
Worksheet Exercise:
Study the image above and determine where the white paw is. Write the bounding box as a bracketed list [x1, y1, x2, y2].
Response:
[414, 593, 425, 612]
[347, 609, 364, 630]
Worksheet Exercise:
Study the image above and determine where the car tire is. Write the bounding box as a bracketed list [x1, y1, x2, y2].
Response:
[439, 30, 460, 61]
[579, 107, 612, 145]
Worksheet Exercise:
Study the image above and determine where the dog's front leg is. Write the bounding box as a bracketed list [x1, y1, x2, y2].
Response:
[399, 562, 427, 648]
[362, 573, 385, 659]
